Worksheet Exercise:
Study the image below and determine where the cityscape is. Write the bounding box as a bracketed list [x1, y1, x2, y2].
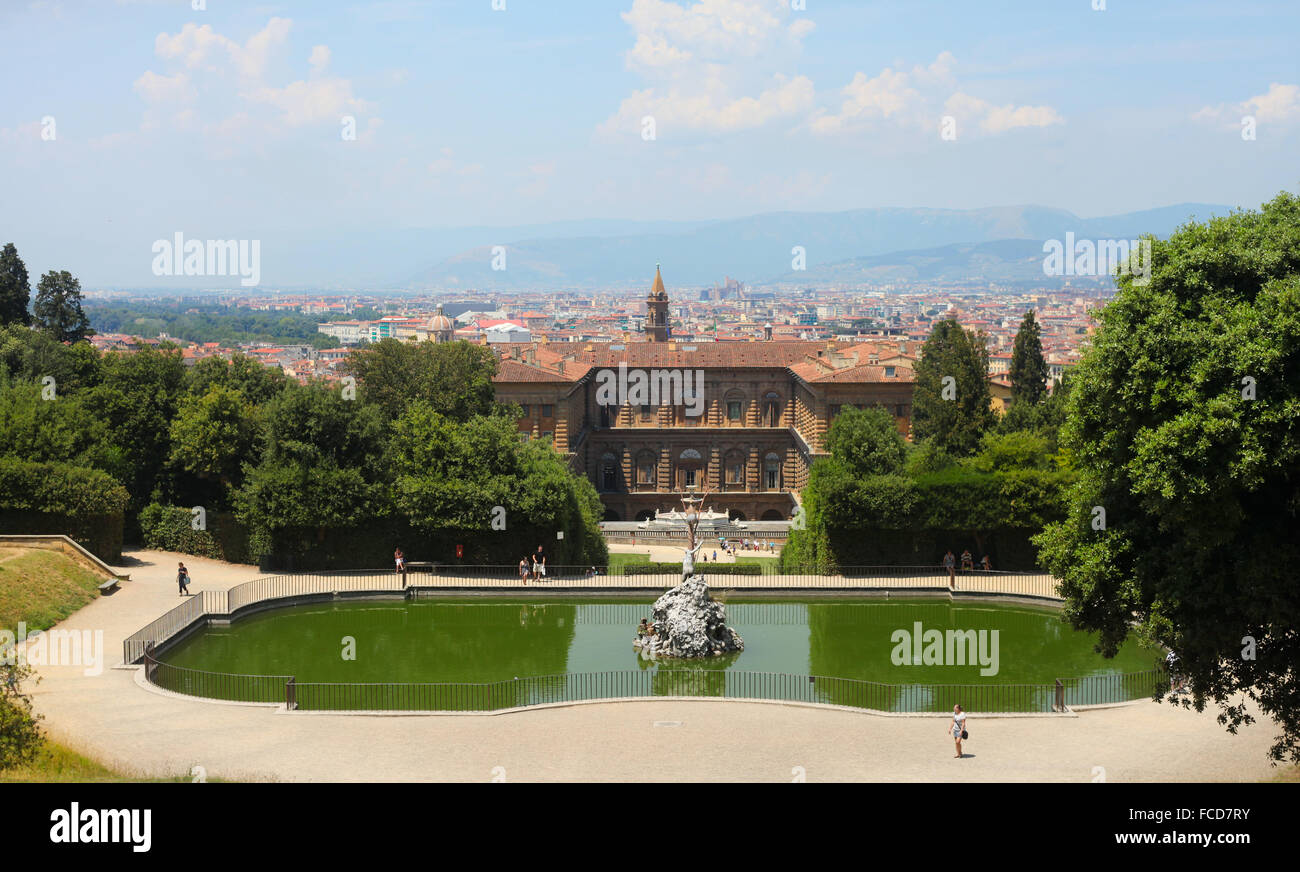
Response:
[1, 0, 1295, 846]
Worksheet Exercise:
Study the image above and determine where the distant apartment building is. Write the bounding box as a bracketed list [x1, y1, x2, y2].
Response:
[316, 320, 369, 345]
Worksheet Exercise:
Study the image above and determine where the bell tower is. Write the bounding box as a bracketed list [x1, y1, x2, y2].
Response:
[646, 263, 670, 342]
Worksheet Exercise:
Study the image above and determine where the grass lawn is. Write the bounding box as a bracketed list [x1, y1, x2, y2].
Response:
[0, 740, 221, 783]
[607, 552, 651, 571]
[0, 548, 109, 633]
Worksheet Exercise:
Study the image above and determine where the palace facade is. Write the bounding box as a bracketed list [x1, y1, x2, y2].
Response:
[491, 267, 915, 522]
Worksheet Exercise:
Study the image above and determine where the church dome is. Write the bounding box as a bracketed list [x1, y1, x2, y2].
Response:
[427, 305, 454, 332]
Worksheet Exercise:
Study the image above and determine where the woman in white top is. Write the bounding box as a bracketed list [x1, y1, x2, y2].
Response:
[949, 704, 968, 758]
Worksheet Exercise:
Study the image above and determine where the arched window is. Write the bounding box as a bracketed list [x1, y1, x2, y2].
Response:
[764, 452, 782, 491]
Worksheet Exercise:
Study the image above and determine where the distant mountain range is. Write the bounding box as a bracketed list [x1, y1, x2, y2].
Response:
[402, 203, 1230, 291]
[82, 202, 1232, 291]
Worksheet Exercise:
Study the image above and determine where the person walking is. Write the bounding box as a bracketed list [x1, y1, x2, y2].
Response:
[532, 544, 546, 581]
[177, 562, 191, 596]
[949, 704, 968, 758]
[943, 549, 956, 589]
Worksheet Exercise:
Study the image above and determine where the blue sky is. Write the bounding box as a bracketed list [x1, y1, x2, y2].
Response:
[2, 0, 1297, 286]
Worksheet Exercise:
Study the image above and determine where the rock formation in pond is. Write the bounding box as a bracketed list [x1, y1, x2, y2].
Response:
[633, 576, 744, 658]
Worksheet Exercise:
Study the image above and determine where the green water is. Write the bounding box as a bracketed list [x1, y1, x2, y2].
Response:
[161, 598, 1159, 688]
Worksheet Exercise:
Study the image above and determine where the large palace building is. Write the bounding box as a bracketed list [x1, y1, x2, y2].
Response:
[492, 267, 916, 522]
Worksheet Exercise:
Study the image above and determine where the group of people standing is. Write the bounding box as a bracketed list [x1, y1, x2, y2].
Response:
[942, 549, 992, 587]
[518, 545, 546, 583]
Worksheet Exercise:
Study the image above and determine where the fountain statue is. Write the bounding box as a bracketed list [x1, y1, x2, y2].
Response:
[633, 487, 745, 659]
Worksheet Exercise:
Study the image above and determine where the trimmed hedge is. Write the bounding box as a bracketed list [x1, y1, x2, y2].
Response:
[783, 463, 1075, 573]
[0, 458, 128, 560]
[616, 562, 763, 576]
[138, 504, 251, 564]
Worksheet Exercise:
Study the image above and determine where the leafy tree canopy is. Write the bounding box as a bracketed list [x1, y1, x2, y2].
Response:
[1034, 191, 1300, 762]
[911, 317, 995, 455]
[345, 338, 497, 421]
[824, 405, 907, 477]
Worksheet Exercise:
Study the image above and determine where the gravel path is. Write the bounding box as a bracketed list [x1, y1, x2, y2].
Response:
[22, 549, 1283, 782]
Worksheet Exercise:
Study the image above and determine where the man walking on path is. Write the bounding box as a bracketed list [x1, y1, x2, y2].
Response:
[177, 562, 191, 596]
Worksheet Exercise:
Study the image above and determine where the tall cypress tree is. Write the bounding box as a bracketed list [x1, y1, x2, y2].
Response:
[912, 317, 994, 455]
[0, 243, 32, 327]
[33, 270, 93, 343]
[1009, 309, 1048, 405]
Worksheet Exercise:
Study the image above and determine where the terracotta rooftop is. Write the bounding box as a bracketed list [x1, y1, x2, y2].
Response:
[491, 340, 913, 385]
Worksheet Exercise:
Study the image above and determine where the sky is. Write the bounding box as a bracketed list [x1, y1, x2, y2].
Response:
[2, 0, 1297, 287]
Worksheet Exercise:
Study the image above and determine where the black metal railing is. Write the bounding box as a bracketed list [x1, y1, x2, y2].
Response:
[122, 565, 1064, 666]
[143, 643, 291, 704]
[121, 565, 1169, 714]
[281, 667, 1168, 713]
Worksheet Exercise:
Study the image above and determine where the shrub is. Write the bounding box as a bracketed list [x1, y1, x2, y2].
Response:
[0, 458, 127, 560]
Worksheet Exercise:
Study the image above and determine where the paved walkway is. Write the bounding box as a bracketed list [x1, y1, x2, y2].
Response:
[22, 549, 1284, 782]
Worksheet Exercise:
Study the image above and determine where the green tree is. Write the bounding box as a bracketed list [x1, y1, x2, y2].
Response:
[963, 431, 1053, 474]
[33, 270, 92, 343]
[184, 352, 289, 405]
[345, 338, 497, 421]
[82, 346, 186, 511]
[0, 662, 44, 772]
[0, 379, 122, 477]
[1008, 310, 1048, 405]
[911, 318, 994, 455]
[824, 405, 907, 477]
[233, 382, 391, 556]
[0, 323, 99, 391]
[388, 403, 607, 564]
[0, 243, 32, 327]
[1034, 191, 1300, 762]
[168, 384, 257, 486]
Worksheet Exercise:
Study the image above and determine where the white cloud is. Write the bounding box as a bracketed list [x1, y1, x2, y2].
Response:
[944, 91, 1063, 134]
[309, 45, 331, 76]
[133, 70, 195, 104]
[135, 18, 374, 135]
[153, 19, 290, 80]
[249, 78, 369, 126]
[600, 0, 815, 137]
[812, 52, 1061, 136]
[1194, 82, 1300, 126]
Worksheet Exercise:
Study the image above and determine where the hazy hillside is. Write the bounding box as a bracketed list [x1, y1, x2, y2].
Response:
[405, 203, 1229, 290]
